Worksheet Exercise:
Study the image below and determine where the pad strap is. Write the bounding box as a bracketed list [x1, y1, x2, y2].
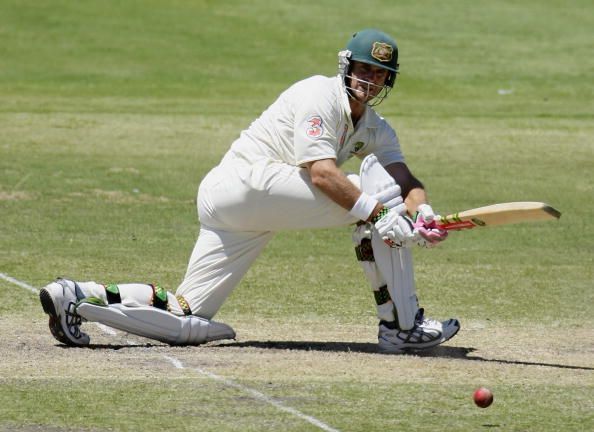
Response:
[374, 285, 400, 325]
[151, 284, 169, 311]
[105, 284, 122, 304]
[355, 239, 375, 262]
[176, 295, 192, 316]
[373, 285, 391, 305]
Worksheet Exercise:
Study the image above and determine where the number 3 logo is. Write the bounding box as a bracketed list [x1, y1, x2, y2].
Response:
[306, 115, 324, 138]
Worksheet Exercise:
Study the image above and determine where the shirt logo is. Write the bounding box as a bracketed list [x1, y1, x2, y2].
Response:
[371, 42, 393, 63]
[351, 141, 366, 154]
[306, 115, 324, 138]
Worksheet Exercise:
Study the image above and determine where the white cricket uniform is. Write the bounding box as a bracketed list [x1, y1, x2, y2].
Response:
[176, 75, 404, 318]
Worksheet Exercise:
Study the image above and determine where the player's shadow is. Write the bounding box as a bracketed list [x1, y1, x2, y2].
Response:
[217, 340, 594, 371]
[56, 343, 159, 350]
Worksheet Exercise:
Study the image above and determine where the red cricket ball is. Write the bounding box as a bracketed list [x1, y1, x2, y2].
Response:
[473, 387, 494, 408]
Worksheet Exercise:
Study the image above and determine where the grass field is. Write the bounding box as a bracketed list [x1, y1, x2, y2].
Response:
[1, 1, 592, 431]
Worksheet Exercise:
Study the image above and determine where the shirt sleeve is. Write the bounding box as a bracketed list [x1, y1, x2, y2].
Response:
[293, 83, 341, 166]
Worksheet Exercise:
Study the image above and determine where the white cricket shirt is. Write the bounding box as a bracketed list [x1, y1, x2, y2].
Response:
[228, 75, 404, 168]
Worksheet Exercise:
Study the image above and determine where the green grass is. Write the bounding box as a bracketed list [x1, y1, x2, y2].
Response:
[0, 0, 592, 431]
[0, 378, 591, 431]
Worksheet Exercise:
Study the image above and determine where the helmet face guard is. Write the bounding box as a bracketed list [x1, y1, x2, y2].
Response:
[338, 29, 399, 106]
[339, 51, 393, 107]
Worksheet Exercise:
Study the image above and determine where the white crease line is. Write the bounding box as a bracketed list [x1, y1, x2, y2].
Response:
[1, 273, 122, 338]
[0, 273, 39, 294]
[164, 355, 341, 432]
[3, 272, 341, 432]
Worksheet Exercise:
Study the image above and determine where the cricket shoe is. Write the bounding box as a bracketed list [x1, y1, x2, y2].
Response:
[39, 278, 90, 347]
[378, 308, 460, 353]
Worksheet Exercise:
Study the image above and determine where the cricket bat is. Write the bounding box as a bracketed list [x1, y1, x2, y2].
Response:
[436, 202, 561, 231]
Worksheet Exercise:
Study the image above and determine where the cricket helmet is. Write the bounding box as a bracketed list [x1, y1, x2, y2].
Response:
[339, 29, 399, 87]
[338, 29, 399, 106]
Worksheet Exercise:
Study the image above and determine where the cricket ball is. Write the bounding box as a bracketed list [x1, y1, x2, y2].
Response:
[473, 387, 493, 408]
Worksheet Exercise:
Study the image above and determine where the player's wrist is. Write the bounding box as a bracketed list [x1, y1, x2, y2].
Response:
[371, 206, 389, 224]
[349, 192, 379, 222]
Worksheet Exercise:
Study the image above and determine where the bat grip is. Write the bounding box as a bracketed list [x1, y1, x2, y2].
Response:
[436, 220, 476, 230]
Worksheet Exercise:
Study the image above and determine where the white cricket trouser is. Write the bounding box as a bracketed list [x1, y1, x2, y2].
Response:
[176, 151, 359, 318]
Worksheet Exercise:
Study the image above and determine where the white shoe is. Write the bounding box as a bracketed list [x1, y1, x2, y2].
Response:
[39, 278, 90, 346]
[378, 308, 460, 353]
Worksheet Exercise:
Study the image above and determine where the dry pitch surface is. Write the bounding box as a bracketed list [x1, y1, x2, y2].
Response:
[1, 296, 592, 431]
[4, 315, 592, 383]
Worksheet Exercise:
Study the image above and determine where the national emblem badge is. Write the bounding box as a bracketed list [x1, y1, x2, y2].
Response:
[371, 42, 393, 62]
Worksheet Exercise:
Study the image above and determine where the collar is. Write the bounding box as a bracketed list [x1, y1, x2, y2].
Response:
[357, 106, 381, 129]
[336, 75, 353, 121]
[334, 75, 380, 129]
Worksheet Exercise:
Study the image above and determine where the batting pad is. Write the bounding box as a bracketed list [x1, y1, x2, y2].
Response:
[76, 301, 235, 345]
[360, 154, 418, 329]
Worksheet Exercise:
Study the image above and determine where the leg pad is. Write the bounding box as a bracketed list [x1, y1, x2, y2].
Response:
[76, 300, 235, 345]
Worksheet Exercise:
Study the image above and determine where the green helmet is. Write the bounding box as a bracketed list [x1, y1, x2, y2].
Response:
[344, 29, 399, 87]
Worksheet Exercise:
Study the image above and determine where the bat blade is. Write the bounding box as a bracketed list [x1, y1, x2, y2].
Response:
[436, 202, 561, 231]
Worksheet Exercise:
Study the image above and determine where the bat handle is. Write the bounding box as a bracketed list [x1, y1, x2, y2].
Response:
[436, 219, 477, 231]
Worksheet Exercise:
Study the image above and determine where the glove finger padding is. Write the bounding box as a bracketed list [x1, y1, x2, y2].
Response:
[416, 203, 436, 223]
[374, 209, 416, 248]
[372, 184, 403, 210]
[394, 214, 415, 241]
[419, 227, 448, 241]
[383, 195, 405, 211]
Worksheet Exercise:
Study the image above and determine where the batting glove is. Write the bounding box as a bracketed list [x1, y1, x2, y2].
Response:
[413, 204, 448, 247]
[373, 208, 416, 248]
[417, 203, 436, 223]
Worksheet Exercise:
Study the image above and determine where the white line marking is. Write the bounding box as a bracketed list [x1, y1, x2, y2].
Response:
[0, 273, 39, 293]
[163, 356, 341, 432]
[0, 274, 125, 337]
[4, 272, 341, 432]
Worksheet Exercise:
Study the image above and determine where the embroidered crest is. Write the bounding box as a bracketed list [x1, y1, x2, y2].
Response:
[306, 115, 324, 138]
[371, 42, 393, 62]
[351, 141, 366, 155]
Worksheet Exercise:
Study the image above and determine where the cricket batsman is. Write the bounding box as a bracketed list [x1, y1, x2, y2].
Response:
[40, 29, 460, 353]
